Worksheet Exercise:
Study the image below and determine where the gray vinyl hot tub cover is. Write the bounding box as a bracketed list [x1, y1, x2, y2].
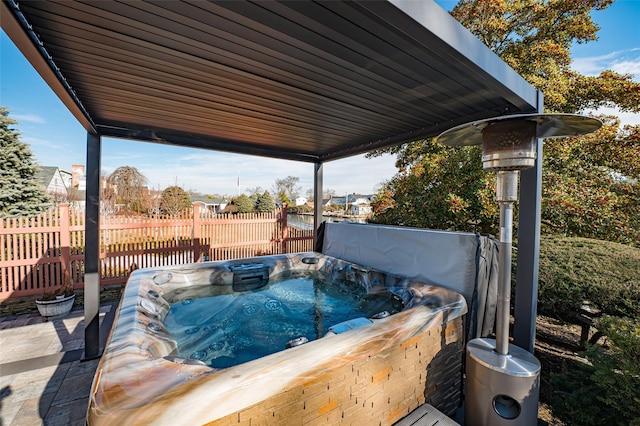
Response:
[321, 222, 498, 338]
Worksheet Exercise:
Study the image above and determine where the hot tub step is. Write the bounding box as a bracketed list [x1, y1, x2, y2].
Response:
[394, 403, 460, 426]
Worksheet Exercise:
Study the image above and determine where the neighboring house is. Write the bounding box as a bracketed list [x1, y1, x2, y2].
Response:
[353, 195, 374, 206]
[327, 194, 374, 208]
[191, 195, 228, 213]
[294, 197, 307, 206]
[349, 203, 373, 216]
[36, 166, 86, 211]
[327, 195, 345, 207]
[36, 166, 71, 196]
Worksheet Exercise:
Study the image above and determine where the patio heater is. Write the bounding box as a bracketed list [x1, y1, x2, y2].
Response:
[436, 113, 601, 426]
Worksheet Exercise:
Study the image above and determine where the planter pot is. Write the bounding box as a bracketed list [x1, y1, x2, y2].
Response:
[35, 293, 76, 320]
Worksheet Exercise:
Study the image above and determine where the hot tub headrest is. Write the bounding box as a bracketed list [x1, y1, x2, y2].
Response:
[229, 263, 270, 292]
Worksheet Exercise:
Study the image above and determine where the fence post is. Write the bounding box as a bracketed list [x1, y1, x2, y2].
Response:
[59, 203, 72, 286]
[192, 203, 201, 262]
[281, 205, 288, 254]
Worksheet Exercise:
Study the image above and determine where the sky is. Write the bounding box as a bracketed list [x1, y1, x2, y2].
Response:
[1, 0, 639, 197]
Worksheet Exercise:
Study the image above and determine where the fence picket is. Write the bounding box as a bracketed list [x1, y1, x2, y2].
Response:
[0, 205, 313, 300]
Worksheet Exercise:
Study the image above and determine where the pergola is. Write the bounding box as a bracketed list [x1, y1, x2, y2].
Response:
[2, 0, 543, 360]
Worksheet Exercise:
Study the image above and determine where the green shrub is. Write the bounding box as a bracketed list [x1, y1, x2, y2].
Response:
[551, 315, 640, 426]
[222, 204, 238, 214]
[536, 236, 640, 321]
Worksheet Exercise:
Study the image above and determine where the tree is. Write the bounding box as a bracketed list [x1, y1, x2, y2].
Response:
[222, 203, 238, 214]
[160, 185, 191, 215]
[273, 176, 301, 204]
[277, 190, 290, 206]
[146, 185, 163, 217]
[0, 107, 50, 217]
[100, 173, 118, 216]
[371, 143, 497, 233]
[306, 187, 336, 199]
[106, 166, 149, 214]
[246, 186, 264, 196]
[245, 186, 264, 206]
[66, 187, 85, 211]
[541, 117, 639, 245]
[255, 190, 276, 212]
[449, 0, 639, 114]
[369, 0, 640, 245]
[551, 315, 640, 425]
[235, 193, 254, 213]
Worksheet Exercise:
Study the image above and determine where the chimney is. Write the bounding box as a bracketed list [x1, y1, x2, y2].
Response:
[72, 165, 85, 188]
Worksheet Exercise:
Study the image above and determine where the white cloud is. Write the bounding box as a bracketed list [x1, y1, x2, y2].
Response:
[22, 136, 66, 150]
[572, 48, 640, 80]
[585, 107, 640, 127]
[610, 59, 640, 78]
[11, 113, 46, 124]
[132, 151, 310, 196]
[116, 149, 399, 196]
[572, 48, 640, 127]
[324, 154, 397, 195]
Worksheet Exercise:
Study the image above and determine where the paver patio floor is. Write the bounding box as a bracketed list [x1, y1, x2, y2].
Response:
[0, 303, 117, 426]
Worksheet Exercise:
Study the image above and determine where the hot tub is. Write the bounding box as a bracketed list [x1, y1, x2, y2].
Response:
[87, 252, 466, 425]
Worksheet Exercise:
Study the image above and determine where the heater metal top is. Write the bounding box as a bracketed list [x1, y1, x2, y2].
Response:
[436, 113, 602, 147]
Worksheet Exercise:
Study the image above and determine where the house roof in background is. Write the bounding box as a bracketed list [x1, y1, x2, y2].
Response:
[190, 194, 228, 205]
[2, 0, 538, 163]
[34, 166, 60, 190]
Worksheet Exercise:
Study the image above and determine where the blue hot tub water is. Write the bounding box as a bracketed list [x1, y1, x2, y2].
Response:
[162, 273, 404, 369]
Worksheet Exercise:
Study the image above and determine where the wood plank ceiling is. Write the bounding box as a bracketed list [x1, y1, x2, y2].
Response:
[3, 0, 538, 162]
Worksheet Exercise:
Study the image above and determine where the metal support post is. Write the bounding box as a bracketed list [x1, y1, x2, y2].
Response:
[313, 162, 323, 250]
[83, 131, 102, 360]
[513, 91, 544, 352]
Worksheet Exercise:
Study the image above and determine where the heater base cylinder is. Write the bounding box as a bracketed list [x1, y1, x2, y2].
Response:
[465, 338, 541, 426]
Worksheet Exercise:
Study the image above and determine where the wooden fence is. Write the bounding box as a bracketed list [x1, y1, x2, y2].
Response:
[0, 204, 313, 300]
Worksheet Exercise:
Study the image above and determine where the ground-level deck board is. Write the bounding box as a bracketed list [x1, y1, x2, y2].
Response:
[394, 403, 460, 426]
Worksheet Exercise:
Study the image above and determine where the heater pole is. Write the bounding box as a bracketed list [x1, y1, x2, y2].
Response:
[436, 113, 601, 426]
[495, 170, 518, 355]
[496, 201, 513, 355]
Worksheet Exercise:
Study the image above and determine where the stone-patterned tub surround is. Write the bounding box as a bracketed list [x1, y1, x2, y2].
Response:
[87, 252, 466, 425]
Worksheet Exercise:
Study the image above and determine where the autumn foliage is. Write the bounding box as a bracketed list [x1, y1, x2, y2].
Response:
[370, 0, 640, 247]
[542, 117, 639, 245]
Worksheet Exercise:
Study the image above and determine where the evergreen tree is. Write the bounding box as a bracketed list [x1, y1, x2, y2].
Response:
[235, 194, 254, 213]
[249, 192, 260, 207]
[276, 190, 290, 206]
[0, 107, 49, 217]
[255, 190, 276, 212]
